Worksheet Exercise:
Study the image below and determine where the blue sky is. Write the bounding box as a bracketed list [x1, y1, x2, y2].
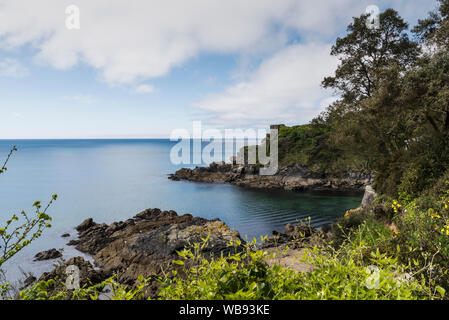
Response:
[0, 0, 438, 138]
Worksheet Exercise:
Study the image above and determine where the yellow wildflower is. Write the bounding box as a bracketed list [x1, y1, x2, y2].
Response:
[441, 225, 449, 236]
[392, 200, 402, 214]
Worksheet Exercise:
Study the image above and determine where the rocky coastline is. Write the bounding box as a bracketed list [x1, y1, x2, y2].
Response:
[29, 187, 376, 297]
[169, 161, 374, 192]
[30, 207, 326, 297]
[33, 208, 245, 296]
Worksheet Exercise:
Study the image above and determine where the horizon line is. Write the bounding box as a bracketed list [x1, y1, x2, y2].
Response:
[0, 137, 261, 140]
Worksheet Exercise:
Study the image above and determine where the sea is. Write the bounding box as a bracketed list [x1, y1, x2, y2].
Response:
[0, 139, 362, 284]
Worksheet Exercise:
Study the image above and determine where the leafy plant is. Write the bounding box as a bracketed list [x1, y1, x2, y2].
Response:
[0, 147, 57, 299]
[157, 236, 432, 300]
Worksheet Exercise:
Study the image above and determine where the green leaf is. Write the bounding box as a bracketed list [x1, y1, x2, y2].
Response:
[436, 286, 446, 298]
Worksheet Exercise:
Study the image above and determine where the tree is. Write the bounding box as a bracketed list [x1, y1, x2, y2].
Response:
[413, 0, 449, 50]
[317, 9, 419, 176]
[322, 9, 418, 105]
[316, 6, 449, 196]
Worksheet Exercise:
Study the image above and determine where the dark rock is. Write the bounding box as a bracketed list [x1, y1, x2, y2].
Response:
[169, 161, 372, 192]
[39, 256, 109, 291]
[20, 275, 37, 290]
[69, 209, 243, 286]
[320, 224, 332, 234]
[61, 233, 70, 238]
[67, 239, 80, 246]
[262, 224, 319, 249]
[76, 218, 96, 232]
[284, 224, 316, 238]
[34, 248, 62, 261]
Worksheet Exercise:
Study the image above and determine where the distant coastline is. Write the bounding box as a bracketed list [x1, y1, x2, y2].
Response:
[169, 161, 373, 193]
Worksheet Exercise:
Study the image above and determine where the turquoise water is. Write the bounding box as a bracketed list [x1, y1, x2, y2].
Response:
[0, 139, 362, 282]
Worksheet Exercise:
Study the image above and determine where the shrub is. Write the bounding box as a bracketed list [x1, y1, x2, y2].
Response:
[330, 209, 370, 247]
[157, 236, 432, 300]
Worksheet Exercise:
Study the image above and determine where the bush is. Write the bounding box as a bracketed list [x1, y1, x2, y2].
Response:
[18, 276, 151, 300]
[391, 190, 449, 293]
[330, 209, 370, 247]
[157, 236, 432, 300]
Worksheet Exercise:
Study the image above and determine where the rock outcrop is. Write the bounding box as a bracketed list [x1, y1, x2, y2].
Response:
[169, 162, 373, 192]
[67, 208, 243, 285]
[39, 256, 107, 287]
[361, 185, 377, 209]
[30, 208, 344, 297]
[261, 223, 324, 249]
[34, 248, 62, 261]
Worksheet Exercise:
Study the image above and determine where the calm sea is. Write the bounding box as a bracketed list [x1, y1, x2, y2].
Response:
[0, 139, 362, 283]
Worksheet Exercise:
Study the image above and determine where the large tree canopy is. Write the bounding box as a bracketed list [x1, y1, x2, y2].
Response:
[322, 9, 418, 105]
[310, 4, 449, 196]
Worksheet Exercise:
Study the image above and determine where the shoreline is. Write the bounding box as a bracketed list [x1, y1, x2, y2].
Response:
[24, 172, 374, 296]
[169, 161, 374, 193]
[30, 207, 330, 297]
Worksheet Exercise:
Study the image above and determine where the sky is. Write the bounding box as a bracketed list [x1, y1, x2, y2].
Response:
[0, 0, 438, 139]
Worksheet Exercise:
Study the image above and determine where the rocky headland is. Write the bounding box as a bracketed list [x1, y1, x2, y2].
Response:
[30, 208, 325, 296]
[33, 208, 244, 296]
[169, 161, 374, 192]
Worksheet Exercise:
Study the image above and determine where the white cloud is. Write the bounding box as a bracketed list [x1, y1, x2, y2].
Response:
[193, 43, 338, 126]
[0, 58, 29, 78]
[63, 94, 96, 104]
[0, 0, 372, 85]
[133, 84, 156, 94]
[0, 0, 436, 127]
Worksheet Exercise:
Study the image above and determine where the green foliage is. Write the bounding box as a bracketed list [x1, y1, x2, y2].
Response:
[18, 276, 150, 300]
[393, 190, 449, 292]
[0, 147, 57, 299]
[158, 236, 430, 300]
[322, 9, 418, 104]
[159, 239, 277, 300]
[413, 0, 449, 49]
[313, 3, 449, 197]
[331, 209, 371, 247]
[297, 247, 423, 300]
[0, 146, 17, 175]
[0, 196, 57, 267]
[241, 3, 448, 198]
[277, 125, 350, 175]
[16, 186, 449, 300]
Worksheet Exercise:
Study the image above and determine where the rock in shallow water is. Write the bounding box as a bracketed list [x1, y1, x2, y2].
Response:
[39, 256, 108, 288]
[34, 248, 62, 261]
[67, 208, 243, 286]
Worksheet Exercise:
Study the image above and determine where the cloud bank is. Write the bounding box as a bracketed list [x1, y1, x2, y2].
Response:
[0, 0, 435, 126]
[193, 43, 338, 126]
